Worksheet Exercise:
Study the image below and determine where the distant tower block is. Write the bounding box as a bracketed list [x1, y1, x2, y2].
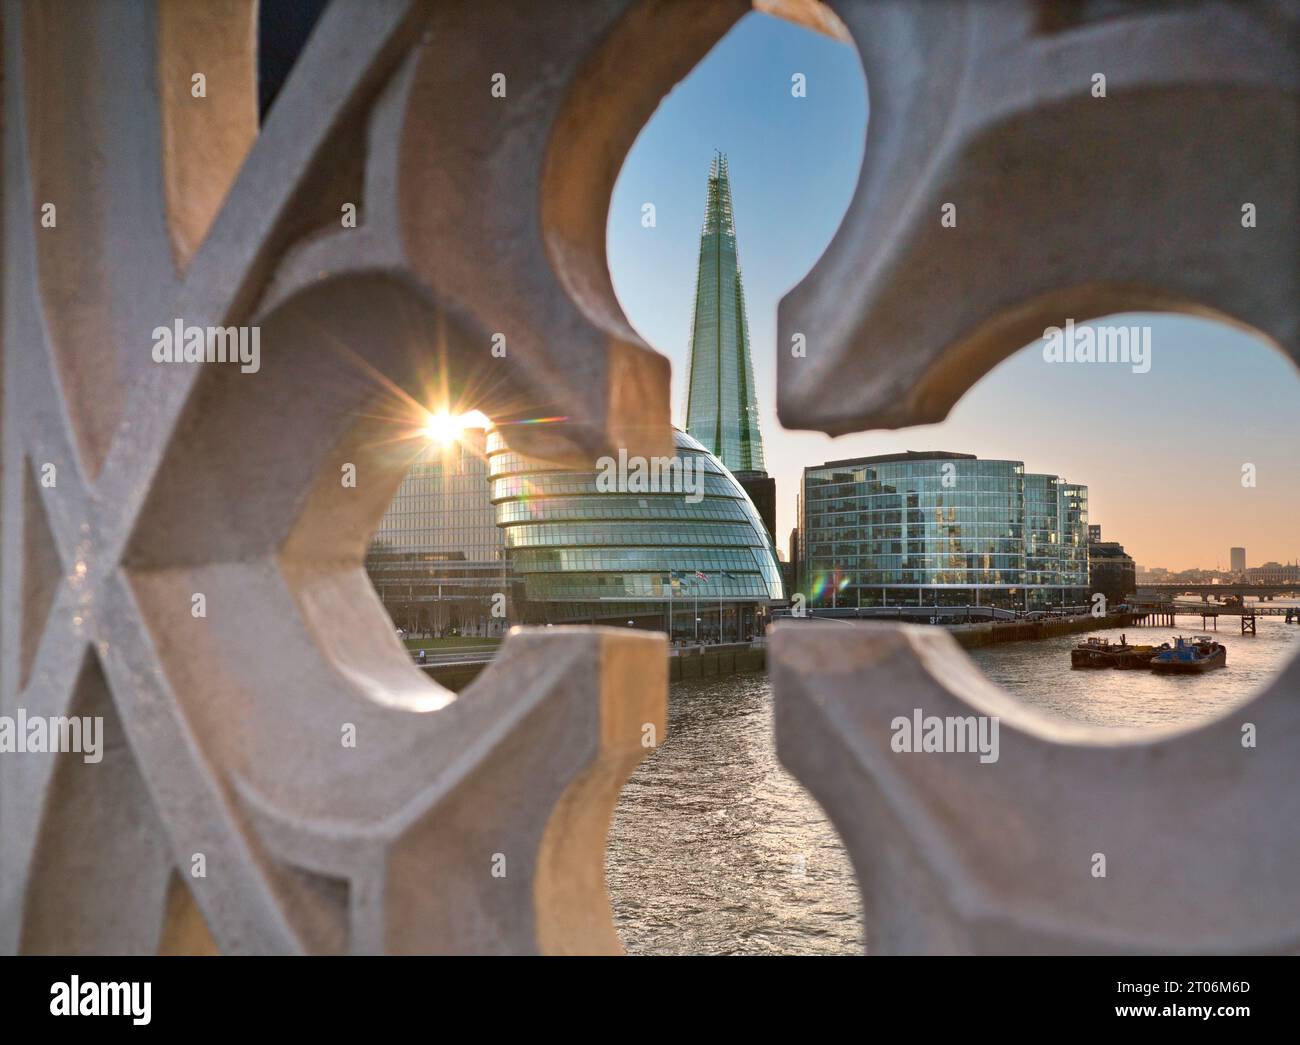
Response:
[1231, 547, 1246, 574]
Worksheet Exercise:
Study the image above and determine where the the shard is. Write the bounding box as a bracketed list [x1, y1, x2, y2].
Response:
[685, 151, 766, 478]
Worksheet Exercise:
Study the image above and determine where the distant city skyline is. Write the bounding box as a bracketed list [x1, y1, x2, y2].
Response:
[607, 12, 1300, 571]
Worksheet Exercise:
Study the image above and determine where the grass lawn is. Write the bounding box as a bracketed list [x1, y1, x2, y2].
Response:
[402, 636, 503, 651]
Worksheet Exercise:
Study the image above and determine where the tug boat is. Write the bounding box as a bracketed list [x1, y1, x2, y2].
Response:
[1070, 636, 1115, 669]
[1149, 636, 1227, 674]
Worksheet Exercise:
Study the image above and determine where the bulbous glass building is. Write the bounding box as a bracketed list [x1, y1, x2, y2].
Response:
[487, 428, 783, 640]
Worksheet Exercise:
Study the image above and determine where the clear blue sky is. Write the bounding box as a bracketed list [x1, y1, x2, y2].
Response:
[607, 12, 1300, 570]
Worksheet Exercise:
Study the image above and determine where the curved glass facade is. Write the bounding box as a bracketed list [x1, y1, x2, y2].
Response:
[800, 452, 1089, 611]
[488, 429, 783, 634]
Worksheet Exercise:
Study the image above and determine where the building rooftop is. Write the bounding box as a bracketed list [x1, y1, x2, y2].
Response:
[811, 450, 978, 470]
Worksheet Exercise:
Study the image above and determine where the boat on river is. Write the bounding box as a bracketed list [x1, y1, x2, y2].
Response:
[1113, 643, 1161, 669]
[1070, 636, 1160, 670]
[1150, 636, 1227, 674]
[1070, 637, 1115, 668]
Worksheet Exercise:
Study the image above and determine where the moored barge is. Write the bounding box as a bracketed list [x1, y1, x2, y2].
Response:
[1150, 636, 1227, 674]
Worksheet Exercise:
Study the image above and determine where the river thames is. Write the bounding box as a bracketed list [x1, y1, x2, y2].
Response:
[606, 611, 1300, 954]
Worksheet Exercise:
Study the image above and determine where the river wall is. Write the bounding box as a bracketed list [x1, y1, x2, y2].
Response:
[422, 617, 1128, 690]
[949, 613, 1133, 649]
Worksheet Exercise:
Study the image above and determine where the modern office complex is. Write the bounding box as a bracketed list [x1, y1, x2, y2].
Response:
[365, 429, 511, 637]
[1088, 525, 1137, 605]
[487, 427, 783, 640]
[1230, 546, 1246, 574]
[684, 152, 775, 539]
[799, 451, 1090, 611]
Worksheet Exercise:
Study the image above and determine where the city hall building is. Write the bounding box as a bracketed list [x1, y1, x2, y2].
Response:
[487, 428, 783, 640]
[799, 451, 1089, 612]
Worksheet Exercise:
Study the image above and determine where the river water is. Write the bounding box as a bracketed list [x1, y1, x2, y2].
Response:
[965, 612, 1300, 728]
[605, 610, 1299, 955]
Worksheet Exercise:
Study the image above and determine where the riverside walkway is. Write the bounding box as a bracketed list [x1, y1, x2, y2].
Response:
[416, 638, 768, 689]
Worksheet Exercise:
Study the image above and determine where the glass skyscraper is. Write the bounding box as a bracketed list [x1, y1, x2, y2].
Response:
[799, 451, 1089, 611]
[685, 152, 765, 478]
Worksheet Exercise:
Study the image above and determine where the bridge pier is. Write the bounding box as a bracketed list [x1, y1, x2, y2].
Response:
[1135, 606, 1178, 628]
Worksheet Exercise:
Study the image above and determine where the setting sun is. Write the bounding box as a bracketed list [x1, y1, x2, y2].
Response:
[419, 408, 491, 445]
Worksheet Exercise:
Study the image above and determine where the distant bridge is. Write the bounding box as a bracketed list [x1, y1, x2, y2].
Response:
[1129, 600, 1300, 630]
[1135, 583, 1300, 600]
[1132, 602, 1298, 617]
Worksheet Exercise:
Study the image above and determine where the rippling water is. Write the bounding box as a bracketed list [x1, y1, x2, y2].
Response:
[606, 672, 863, 955]
[606, 612, 1299, 955]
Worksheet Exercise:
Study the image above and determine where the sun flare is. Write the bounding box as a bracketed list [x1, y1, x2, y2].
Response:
[419, 408, 491, 445]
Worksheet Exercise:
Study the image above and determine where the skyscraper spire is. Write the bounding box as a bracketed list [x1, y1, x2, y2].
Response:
[685, 151, 765, 476]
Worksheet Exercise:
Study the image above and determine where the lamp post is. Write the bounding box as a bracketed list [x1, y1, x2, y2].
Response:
[666, 572, 672, 640]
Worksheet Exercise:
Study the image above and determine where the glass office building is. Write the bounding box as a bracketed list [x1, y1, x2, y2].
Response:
[799, 451, 1090, 611]
[1024, 473, 1061, 588]
[366, 429, 511, 636]
[488, 428, 783, 639]
[1057, 482, 1090, 597]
